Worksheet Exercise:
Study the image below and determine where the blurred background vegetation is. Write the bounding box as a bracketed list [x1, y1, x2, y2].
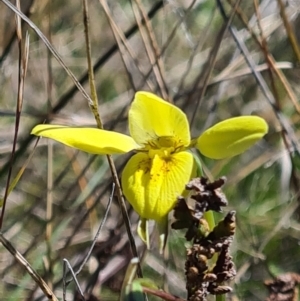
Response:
[0, 0, 300, 300]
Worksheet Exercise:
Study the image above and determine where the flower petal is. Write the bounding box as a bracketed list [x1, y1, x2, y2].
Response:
[197, 116, 268, 159]
[157, 217, 168, 254]
[121, 151, 196, 222]
[31, 125, 138, 154]
[137, 218, 150, 249]
[129, 92, 190, 148]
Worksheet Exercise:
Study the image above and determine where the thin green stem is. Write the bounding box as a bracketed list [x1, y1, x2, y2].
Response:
[204, 210, 215, 232]
[81, 0, 142, 277]
[216, 294, 225, 301]
[194, 153, 216, 231]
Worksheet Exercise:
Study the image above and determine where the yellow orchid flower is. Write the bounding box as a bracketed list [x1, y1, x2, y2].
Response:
[31, 91, 268, 250]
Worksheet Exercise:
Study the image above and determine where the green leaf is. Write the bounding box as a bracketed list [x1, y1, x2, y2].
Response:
[134, 278, 159, 290]
[124, 281, 145, 301]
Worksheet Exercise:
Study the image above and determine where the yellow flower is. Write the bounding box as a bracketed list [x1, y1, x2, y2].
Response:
[31, 92, 268, 249]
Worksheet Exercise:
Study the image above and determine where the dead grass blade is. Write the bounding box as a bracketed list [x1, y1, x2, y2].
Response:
[0, 0, 29, 229]
[0, 232, 59, 301]
[0, 0, 92, 104]
[82, 0, 142, 277]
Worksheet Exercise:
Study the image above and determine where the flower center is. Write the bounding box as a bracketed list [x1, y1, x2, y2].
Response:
[148, 147, 174, 159]
[146, 135, 185, 150]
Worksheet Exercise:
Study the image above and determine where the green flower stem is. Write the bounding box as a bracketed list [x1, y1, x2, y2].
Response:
[194, 153, 216, 231]
[216, 294, 225, 301]
[203, 210, 215, 232]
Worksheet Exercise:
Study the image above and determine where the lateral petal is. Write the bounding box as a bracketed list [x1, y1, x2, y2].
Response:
[121, 151, 196, 222]
[129, 92, 190, 148]
[31, 125, 138, 154]
[137, 218, 150, 249]
[197, 116, 268, 159]
[157, 217, 168, 254]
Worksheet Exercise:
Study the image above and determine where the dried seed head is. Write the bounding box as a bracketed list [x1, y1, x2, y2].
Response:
[208, 284, 233, 295]
[187, 177, 228, 213]
[203, 273, 218, 282]
[265, 273, 300, 301]
[206, 211, 236, 241]
[187, 267, 199, 280]
[177, 177, 236, 301]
